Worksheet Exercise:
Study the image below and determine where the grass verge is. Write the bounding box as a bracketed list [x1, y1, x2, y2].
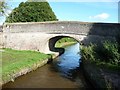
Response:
[55, 37, 77, 47]
[1, 48, 51, 84]
[55, 42, 77, 48]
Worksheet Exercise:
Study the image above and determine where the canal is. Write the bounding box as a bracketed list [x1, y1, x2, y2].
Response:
[2, 43, 92, 89]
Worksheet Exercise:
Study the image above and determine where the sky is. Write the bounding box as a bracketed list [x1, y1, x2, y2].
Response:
[0, 0, 119, 25]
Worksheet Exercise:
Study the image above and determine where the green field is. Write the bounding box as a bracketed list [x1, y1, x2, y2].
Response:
[1, 48, 50, 83]
[55, 37, 77, 47]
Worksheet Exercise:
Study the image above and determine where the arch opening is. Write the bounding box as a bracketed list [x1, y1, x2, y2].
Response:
[49, 36, 79, 55]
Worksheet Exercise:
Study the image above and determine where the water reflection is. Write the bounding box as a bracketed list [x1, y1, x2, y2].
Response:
[53, 43, 81, 79]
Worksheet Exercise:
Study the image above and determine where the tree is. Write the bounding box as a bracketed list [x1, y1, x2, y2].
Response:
[5, 0, 58, 23]
[0, 1, 7, 16]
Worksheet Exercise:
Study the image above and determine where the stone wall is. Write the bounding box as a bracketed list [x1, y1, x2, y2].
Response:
[3, 21, 120, 36]
[1, 33, 87, 54]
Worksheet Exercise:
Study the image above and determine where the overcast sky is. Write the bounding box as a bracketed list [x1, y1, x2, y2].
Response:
[0, 0, 119, 25]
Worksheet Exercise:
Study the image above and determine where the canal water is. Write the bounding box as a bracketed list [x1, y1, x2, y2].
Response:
[3, 43, 92, 89]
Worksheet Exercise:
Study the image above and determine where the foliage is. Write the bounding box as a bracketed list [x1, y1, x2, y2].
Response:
[57, 38, 76, 43]
[5, 1, 57, 23]
[81, 41, 120, 66]
[81, 44, 96, 61]
[102, 41, 119, 65]
[0, 1, 7, 16]
[55, 37, 77, 47]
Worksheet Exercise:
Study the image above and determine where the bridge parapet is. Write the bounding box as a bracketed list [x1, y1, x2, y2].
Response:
[3, 21, 120, 37]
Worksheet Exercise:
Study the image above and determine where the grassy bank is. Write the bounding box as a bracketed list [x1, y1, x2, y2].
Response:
[55, 42, 77, 48]
[1, 48, 51, 84]
[55, 37, 77, 47]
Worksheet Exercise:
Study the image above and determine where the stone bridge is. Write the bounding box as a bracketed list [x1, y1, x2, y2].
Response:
[0, 21, 120, 54]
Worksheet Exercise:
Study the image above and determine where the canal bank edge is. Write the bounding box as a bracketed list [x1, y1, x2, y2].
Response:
[81, 59, 119, 89]
[1, 53, 58, 87]
[1, 41, 74, 88]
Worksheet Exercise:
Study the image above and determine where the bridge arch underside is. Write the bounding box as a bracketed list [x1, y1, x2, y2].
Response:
[49, 35, 79, 55]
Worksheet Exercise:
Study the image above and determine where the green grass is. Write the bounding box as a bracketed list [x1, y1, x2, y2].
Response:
[1, 48, 50, 82]
[55, 42, 77, 47]
[55, 37, 77, 47]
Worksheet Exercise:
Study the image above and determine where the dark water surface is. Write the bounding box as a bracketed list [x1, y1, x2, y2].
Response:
[3, 43, 92, 88]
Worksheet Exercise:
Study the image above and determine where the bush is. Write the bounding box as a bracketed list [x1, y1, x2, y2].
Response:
[81, 41, 120, 66]
[103, 41, 120, 65]
[81, 44, 96, 61]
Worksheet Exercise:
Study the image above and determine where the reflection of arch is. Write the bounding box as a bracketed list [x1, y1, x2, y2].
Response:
[49, 35, 79, 55]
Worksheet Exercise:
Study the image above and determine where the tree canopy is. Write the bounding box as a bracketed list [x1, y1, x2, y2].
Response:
[0, 1, 7, 16]
[5, 1, 58, 23]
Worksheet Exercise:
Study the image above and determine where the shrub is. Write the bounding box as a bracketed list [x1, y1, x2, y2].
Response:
[81, 44, 96, 61]
[81, 41, 120, 66]
[103, 41, 120, 65]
